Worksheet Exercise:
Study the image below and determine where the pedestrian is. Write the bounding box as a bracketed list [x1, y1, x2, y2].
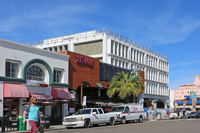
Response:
[167, 110, 169, 118]
[23, 97, 42, 133]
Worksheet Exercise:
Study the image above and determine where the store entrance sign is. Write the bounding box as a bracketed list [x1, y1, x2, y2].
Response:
[76, 56, 94, 66]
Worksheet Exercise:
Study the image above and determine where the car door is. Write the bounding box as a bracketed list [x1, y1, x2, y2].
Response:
[124, 106, 131, 120]
[91, 109, 100, 124]
[98, 108, 106, 123]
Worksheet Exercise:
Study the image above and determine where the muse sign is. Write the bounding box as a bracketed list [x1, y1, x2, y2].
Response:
[76, 56, 94, 66]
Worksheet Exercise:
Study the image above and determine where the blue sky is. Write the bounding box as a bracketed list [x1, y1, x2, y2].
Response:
[1, 0, 200, 90]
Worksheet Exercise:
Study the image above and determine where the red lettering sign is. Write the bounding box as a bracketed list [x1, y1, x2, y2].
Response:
[76, 56, 94, 66]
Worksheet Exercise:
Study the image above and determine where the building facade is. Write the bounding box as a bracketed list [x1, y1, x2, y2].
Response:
[173, 75, 200, 111]
[0, 39, 71, 124]
[59, 51, 144, 111]
[34, 29, 169, 109]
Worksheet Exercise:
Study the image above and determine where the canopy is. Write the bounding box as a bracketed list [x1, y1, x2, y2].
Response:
[4, 83, 29, 98]
[30, 94, 52, 100]
[51, 87, 71, 100]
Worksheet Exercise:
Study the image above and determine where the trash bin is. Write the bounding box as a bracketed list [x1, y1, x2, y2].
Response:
[41, 116, 50, 129]
[17, 117, 25, 131]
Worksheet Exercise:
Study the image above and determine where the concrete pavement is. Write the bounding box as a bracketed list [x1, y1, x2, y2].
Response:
[1, 117, 185, 133]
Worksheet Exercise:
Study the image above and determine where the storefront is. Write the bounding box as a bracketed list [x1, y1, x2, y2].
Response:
[50, 87, 71, 125]
[59, 51, 145, 111]
[0, 39, 70, 125]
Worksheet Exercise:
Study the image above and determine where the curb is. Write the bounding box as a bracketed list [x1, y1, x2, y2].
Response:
[8, 127, 66, 133]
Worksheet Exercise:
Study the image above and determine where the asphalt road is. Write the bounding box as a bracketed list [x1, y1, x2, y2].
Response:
[47, 119, 200, 133]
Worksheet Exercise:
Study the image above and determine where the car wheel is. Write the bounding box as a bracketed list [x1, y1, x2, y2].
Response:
[138, 116, 143, 123]
[84, 119, 91, 128]
[121, 117, 126, 124]
[108, 117, 115, 125]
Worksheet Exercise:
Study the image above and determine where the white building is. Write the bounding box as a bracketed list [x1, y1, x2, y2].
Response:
[0, 39, 71, 124]
[34, 29, 169, 109]
[170, 90, 174, 109]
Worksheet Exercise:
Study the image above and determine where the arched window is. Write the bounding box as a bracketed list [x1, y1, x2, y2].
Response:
[27, 65, 45, 81]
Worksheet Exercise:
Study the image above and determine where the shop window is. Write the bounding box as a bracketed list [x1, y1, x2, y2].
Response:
[100, 63, 104, 81]
[27, 65, 45, 81]
[104, 64, 110, 82]
[5, 61, 19, 78]
[53, 69, 63, 83]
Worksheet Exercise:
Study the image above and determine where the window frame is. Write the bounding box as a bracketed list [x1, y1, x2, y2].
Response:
[53, 68, 64, 83]
[27, 65, 45, 81]
[5, 60, 20, 78]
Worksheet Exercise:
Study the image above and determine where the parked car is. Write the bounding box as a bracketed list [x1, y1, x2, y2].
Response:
[107, 104, 145, 124]
[169, 110, 183, 119]
[187, 112, 197, 118]
[63, 108, 117, 129]
[195, 111, 200, 118]
[169, 111, 178, 119]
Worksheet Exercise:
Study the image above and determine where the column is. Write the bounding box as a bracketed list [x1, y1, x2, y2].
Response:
[0, 83, 3, 117]
[103, 34, 108, 62]
[81, 86, 83, 104]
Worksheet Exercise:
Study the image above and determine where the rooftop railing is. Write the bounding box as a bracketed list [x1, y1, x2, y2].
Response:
[97, 28, 167, 60]
[27, 28, 167, 60]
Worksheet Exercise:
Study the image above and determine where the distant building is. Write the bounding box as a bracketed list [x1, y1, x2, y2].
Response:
[174, 75, 200, 101]
[33, 29, 169, 109]
[173, 75, 200, 111]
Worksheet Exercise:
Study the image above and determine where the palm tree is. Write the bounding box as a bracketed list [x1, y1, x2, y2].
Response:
[107, 71, 144, 103]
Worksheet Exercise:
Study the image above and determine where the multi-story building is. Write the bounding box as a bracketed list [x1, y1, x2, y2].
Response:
[33, 29, 169, 109]
[173, 75, 200, 111]
[174, 75, 200, 101]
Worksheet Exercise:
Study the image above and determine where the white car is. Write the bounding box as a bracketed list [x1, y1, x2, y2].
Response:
[169, 111, 183, 119]
[63, 108, 116, 129]
[169, 111, 178, 119]
[107, 104, 145, 124]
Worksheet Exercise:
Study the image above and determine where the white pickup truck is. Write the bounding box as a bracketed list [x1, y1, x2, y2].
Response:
[63, 108, 116, 129]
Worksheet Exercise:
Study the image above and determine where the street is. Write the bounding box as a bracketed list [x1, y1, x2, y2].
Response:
[47, 119, 200, 133]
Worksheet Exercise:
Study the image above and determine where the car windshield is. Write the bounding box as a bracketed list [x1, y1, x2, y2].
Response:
[74, 109, 91, 115]
[109, 107, 125, 112]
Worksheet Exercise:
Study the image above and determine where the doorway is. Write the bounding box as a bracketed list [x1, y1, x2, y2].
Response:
[51, 103, 62, 125]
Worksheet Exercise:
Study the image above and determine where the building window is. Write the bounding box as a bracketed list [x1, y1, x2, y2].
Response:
[111, 41, 114, 54]
[53, 69, 63, 83]
[5, 61, 19, 78]
[27, 65, 45, 81]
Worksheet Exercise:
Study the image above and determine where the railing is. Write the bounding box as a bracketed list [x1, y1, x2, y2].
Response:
[97, 28, 167, 60]
[27, 28, 167, 60]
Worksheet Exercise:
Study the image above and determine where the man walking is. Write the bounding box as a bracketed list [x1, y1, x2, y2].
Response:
[23, 97, 42, 133]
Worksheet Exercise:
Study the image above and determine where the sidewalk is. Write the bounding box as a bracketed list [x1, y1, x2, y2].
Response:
[1, 125, 66, 133]
[1, 117, 171, 132]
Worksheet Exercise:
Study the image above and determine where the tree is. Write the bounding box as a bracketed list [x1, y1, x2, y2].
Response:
[107, 71, 144, 103]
